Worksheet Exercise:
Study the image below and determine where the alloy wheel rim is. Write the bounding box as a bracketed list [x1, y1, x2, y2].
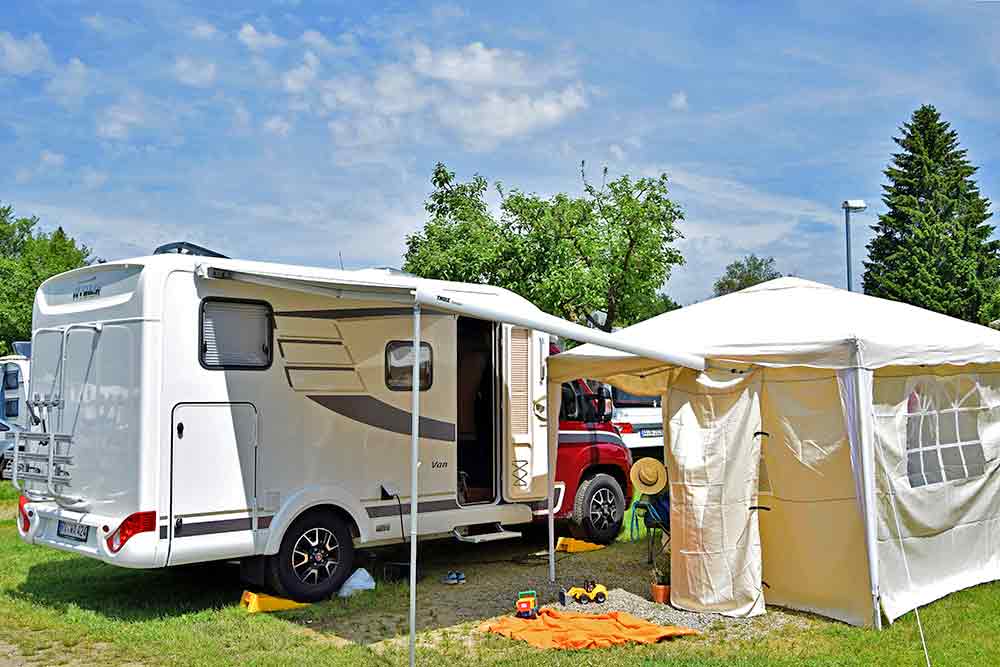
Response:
[589, 488, 619, 531]
[291, 527, 340, 585]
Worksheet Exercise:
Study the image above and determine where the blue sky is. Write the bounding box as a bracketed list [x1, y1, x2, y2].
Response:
[2, 1, 998, 303]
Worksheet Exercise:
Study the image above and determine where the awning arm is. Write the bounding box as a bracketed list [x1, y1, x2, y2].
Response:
[415, 288, 705, 371]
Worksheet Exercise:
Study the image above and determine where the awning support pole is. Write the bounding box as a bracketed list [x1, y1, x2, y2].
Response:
[408, 303, 421, 667]
[547, 379, 560, 583]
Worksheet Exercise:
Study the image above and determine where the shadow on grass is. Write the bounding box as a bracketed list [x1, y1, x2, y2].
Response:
[13, 556, 246, 621]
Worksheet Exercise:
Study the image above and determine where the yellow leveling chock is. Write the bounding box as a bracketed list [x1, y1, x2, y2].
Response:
[240, 590, 310, 613]
[555, 537, 606, 553]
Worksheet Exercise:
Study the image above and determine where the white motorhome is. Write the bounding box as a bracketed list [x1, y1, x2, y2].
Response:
[12, 246, 669, 602]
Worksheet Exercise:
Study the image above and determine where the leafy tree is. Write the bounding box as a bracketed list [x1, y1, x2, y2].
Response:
[712, 254, 781, 296]
[0, 204, 92, 354]
[403, 163, 685, 332]
[863, 105, 998, 323]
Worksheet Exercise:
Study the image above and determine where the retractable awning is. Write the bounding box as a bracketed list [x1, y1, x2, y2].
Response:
[195, 261, 705, 371]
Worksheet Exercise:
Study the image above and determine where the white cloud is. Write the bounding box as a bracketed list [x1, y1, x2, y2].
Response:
[609, 144, 626, 161]
[80, 167, 108, 189]
[669, 91, 688, 111]
[371, 64, 433, 114]
[238, 24, 286, 51]
[45, 57, 90, 106]
[263, 115, 292, 137]
[172, 57, 217, 87]
[15, 149, 66, 183]
[97, 95, 148, 140]
[0, 32, 51, 75]
[431, 4, 467, 21]
[283, 52, 319, 93]
[82, 14, 133, 36]
[301, 29, 356, 55]
[412, 41, 562, 87]
[329, 115, 400, 148]
[40, 149, 65, 168]
[232, 103, 251, 132]
[190, 21, 218, 39]
[437, 85, 587, 148]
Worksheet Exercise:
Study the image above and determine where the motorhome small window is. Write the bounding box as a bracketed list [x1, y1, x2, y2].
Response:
[3, 368, 18, 390]
[385, 341, 432, 391]
[200, 299, 273, 370]
[4, 398, 17, 418]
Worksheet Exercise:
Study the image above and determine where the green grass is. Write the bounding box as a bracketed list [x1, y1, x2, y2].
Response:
[2, 479, 1000, 666]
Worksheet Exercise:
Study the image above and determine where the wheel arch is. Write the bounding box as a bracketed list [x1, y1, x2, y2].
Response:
[581, 463, 628, 498]
[262, 485, 369, 555]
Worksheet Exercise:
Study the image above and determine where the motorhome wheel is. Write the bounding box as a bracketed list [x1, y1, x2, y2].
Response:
[267, 509, 355, 602]
[571, 473, 625, 544]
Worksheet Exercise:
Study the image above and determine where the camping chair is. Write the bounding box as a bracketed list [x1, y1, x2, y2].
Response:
[630, 493, 670, 564]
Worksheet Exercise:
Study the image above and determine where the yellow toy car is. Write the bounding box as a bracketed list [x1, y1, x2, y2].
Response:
[560, 580, 608, 605]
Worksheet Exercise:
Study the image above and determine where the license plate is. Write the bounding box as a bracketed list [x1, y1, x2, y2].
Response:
[640, 429, 663, 438]
[57, 520, 90, 542]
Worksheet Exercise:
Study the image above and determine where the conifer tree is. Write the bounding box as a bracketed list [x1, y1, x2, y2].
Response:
[863, 105, 998, 323]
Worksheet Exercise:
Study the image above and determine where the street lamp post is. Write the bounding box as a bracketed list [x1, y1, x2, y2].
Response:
[841, 199, 867, 292]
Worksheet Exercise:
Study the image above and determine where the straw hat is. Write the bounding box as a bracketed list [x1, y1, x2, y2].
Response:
[630, 457, 668, 495]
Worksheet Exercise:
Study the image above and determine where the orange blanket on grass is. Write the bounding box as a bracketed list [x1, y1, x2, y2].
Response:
[479, 608, 699, 649]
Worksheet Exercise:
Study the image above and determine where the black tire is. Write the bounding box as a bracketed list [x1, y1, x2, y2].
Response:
[576, 594, 589, 605]
[266, 509, 355, 602]
[572, 473, 626, 544]
[595, 591, 606, 603]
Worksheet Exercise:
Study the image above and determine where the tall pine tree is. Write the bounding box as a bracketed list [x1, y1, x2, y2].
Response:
[863, 105, 999, 324]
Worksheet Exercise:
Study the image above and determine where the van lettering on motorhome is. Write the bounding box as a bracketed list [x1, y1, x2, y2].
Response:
[13, 251, 628, 602]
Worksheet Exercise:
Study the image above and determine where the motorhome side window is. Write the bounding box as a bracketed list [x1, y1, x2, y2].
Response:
[200, 298, 273, 370]
[385, 341, 432, 391]
[3, 367, 18, 390]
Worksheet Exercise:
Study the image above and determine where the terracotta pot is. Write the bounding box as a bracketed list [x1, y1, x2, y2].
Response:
[651, 583, 670, 604]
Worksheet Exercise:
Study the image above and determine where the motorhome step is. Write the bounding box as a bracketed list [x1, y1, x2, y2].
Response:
[452, 524, 522, 544]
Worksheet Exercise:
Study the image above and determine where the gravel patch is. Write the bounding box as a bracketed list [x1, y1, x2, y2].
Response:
[551, 587, 749, 632]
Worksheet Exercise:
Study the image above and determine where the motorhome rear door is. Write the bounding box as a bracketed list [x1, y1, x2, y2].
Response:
[502, 326, 549, 502]
[169, 402, 258, 564]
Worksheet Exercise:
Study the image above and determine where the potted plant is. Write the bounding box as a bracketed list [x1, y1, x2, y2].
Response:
[651, 554, 670, 604]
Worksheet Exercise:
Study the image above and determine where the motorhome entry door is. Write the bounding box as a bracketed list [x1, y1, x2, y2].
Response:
[502, 326, 549, 502]
[169, 402, 258, 565]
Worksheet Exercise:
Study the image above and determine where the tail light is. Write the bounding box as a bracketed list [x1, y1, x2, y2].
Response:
[106, 511, 156, 553]
[17, 495, 30, 532]
[613, 422, 634, 434]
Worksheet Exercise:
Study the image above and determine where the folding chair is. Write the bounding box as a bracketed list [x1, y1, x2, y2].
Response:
[630, 493, 670, 564]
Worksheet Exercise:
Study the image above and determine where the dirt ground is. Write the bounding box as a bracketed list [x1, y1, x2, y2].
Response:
[284, 526, 810, 648]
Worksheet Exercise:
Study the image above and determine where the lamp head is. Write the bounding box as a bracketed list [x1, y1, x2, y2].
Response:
[842, 199, 867, 212]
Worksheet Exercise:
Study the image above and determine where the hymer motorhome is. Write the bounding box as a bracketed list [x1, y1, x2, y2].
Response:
[13, 245, 654, 602]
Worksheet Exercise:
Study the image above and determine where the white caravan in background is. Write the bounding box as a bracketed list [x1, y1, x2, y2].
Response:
[1, 341, 31, 429]
[609, 387, 664, 460]
[12, 244, 674, 602]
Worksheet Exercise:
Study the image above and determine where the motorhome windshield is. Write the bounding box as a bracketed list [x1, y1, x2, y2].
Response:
[611, 387, 660, 408]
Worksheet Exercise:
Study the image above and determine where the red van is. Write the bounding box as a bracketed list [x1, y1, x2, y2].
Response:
[532, 365, 633, 543]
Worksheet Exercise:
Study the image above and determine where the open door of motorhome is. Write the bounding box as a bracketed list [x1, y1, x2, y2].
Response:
[502, 326, 549, 502]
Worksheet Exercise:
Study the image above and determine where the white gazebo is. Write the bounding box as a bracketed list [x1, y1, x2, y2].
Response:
[547, 277, 1000, 628]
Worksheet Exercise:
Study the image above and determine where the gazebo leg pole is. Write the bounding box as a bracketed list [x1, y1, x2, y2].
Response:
[409, 303, 421, 667]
